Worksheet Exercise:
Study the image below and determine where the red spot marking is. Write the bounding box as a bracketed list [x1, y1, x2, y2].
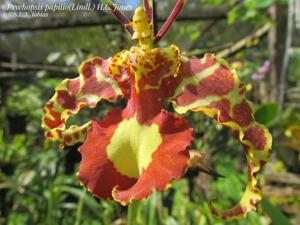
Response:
[233, 100, 253, 127]
[46, 101, 54, 108]
[260, 160, 267, 167]
[92, 58, 103, 65]
[56, 130, 62, 138]
[250, 199, 256, 206]
[79, 103, 87, 109]
[239, 87, 245, 95]
[244, 126, 266, 150]
[243, 144, 250, 155]
[44, 117, 61, 129]
[248, 163, 256, 182]
[44, 102, 62, 128]
[46, 132, 54, 138]
[57, 90, 77, 110]
[82, 62, 96, 78]
[268, 149, 272, 155]
[218, 205, 247, 219]
[65, 136, 72, 143]
[74, 133, 80, 139]
[67, 111, 72, 116]
[248, 162, 255, 171]
[207, 99, 231, 123]
[174, 50, 179, 57]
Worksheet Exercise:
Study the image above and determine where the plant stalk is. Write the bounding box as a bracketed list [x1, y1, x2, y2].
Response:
[75, 190, 85, 225]
[127, 200, 139, 225]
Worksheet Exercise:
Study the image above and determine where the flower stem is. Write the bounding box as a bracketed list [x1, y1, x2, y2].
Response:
[46, 189, 53, 225]
[127, 200, 139, 225]
[75, 190, 85, 225]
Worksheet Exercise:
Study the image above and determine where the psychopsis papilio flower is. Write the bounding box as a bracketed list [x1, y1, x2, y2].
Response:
[42, 0, 272, 220]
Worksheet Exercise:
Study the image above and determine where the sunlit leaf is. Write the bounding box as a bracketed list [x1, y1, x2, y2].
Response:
[262, 198, 292, 225]
[254, 0, 273, 9]
[254, 103, 279, 126]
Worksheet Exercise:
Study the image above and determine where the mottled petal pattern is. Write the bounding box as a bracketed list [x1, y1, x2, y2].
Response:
[171, 54, 272, 219]
[110, 45, 181, 123]
[42, 57, 122, 148]
[42, 5, 272, 221]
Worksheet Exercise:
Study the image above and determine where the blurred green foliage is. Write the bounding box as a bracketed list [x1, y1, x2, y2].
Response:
[254, 103, 279, 127]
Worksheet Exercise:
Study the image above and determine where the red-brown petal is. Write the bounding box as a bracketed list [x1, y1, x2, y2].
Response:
[78, 110, 193, 203]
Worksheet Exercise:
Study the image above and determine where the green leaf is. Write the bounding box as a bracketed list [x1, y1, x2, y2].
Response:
[243, 9, 258, 20]
[8, 212, 29, 225]
[254, 0, 273, 9]
[228, 7, 239, 24]
[190, 31, 201, 41]
[127, 200, 140, 225]
[254, 103, 279, 126]
[57, 185, 103, 219]
[262, 198, 292, 225]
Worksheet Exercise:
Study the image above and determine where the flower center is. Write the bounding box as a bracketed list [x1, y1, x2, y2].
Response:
[106, 117, 162, 178]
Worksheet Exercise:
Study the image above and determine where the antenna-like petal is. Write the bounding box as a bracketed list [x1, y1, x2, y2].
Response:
[154, 0, 185, 43]
[108, 3, 134, 34]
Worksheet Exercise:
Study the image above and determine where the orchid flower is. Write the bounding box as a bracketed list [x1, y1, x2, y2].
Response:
[42, 0, 272, 220]
[251, 60, 271, 81]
